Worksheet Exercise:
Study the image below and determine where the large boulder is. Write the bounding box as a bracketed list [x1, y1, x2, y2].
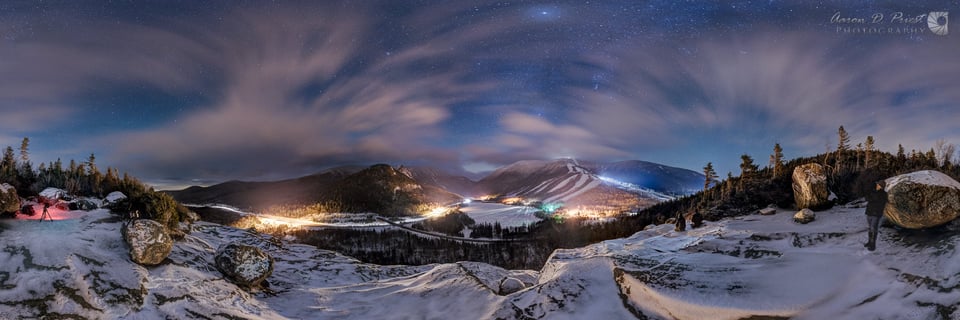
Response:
[39, 187, 68, 204]
[793, 208, 816, 224]
[214, 242, 274, 288]
[122, 219, 173, 265]
[105, 191, 127, 205]
[792, 163, 830, 210]
[69, 199, 99, 211]
[883, 170, 960, 229]
[499, 277, 525, 295]
[0, 183, 20, 214]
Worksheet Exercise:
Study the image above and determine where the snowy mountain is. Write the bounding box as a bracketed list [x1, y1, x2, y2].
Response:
[475, 159, 692, 211]
[168, 159, 700, 213]
[2, 203, 957, 318]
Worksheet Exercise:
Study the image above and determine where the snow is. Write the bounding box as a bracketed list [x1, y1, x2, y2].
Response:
[39, 187, 67, 200]
[0, 183, 13, 193]
[885, 169, 960, 191]
[459, 202, 542, 227]
[105, 191, 127, 203]
[1, 203, 958, 319]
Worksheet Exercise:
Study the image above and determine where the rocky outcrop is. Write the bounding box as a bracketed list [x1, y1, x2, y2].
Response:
[793, 208, 815, 224]
[792, 163, 830, 210]
[883, 170, 960, 229]
[499, 277, 525, 295]
[215, 242, 274, 288]
[39, 187, 68, 204]
[69, 199, 99, 211]
[0, 183, 20, 214]
[691, 211, 704, 228]
[123, 219, 173, 265]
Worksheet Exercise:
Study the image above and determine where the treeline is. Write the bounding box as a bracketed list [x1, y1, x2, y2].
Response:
[641, 127, 960, 225]
[292, 228, 554, 270]
[0, 137, 190, 230]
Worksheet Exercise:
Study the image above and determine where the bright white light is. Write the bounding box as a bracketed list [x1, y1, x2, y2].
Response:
[463, 199, 472, 204]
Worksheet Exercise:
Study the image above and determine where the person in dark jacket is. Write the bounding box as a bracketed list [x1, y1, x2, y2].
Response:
[864, 180, 888, 251]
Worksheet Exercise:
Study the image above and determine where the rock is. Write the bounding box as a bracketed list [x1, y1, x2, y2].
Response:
[691, 211, 704, 228]
[39, 187, 69, 204]
[793, 208, 815, 224]
[123, 219, 173, 265]
[105, 191, 127, 205]
[674, 212, 686, 232]
[883, 170, 960, 229]
[0, 183, 20, 214]
[69, 199, 98, 211]
[20, 204, 36, 216]
[758, 208, 776, 216]
[214, 242, 274, 287]
[499, 277, 525, 295]
[792, 163, 831, 210]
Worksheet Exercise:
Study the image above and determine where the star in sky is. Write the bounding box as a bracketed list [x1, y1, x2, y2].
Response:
[0, 0, 957, 188]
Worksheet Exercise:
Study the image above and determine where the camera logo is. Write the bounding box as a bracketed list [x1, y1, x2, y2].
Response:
[928, 12, 948, 35]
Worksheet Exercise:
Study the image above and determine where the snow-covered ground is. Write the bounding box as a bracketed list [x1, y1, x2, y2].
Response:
[460, 202, 543, 227]
[1, 205, 957, 319]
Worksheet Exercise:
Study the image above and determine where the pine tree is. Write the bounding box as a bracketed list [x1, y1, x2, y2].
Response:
[19, 138, 29, 164]
[864, 136, 875, 169]
[856, 143, 863, 170]
[771, 143, 784, 178]
[836, 126, 850, 173]
[739, 154, 758, 190]
[703, 162, 717, 190]
[0, 147, 16, 184]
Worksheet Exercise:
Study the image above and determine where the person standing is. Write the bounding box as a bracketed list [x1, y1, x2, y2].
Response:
[864, 180, 888, 251]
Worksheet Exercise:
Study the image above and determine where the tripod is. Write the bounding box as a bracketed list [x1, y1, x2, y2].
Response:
[39, 204, 53, 222]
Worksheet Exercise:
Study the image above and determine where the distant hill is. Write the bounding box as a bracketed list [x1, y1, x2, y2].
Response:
[329, 164, 461, 216]
[165, 166, 363, 209]
[592, 160, 704, 196]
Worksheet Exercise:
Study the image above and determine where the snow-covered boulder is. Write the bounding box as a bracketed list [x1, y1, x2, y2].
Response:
[793, 208, 815, 224]
[123, 219, 173, 265]
[791, 163, 830, 210]
[214, 242, 274, 288]
[105, 191, 126, 204]
[0, 183, 19, 214]
[39, 187, 68, 203]
[884, 170, 960, 229]
[758, 207, 776, 216]
[499, 277, 526, 295]
[69, 199, 99, 211]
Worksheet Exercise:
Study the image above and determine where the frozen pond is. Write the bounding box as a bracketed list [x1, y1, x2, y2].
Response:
[459, 202, 543, 227]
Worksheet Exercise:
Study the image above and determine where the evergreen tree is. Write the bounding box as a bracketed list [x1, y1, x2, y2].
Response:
[739, 154, 758, 178]
[771, 143, 784, 178]
[702, 162, 717, 190]
[0, 147, 15, 184]
[739, 154, 758, 190]
[864, 136, 875, 169]
[836, 126, 850, 172]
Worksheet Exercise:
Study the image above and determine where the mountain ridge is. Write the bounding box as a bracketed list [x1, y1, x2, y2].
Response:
[167, 159, 704, 212]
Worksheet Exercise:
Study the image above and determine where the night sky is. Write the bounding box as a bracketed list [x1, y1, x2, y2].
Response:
[1, 1, 957, 189]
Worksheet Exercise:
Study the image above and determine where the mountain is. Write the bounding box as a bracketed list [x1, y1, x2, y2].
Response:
[594, 160, 704, 195]
[398, 165, 476, 197]
[4, 202, 957, 318]
[328, 164, 461, 216]
[475, 159, 698, 212]
[165, 165, 363, 209]
[168, 159, 701, 214]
